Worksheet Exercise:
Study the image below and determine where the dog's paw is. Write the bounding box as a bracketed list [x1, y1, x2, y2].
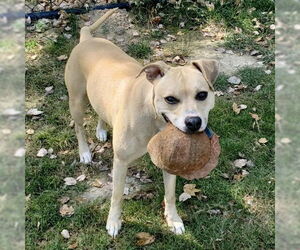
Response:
[79, 151, 92, 164]
[106, 218, 122, 238]
[96, 129, 108, 142]
[165, 214, 185, 235]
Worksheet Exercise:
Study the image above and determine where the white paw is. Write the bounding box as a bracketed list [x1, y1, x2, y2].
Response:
[96, 129, 107, 142]
[79, 151, 92, 164]
[106, 218, 122, 238]
[165, 212, 185, 235]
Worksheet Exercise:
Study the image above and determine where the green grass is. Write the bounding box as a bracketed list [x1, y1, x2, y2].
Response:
[127, 41, 153, 59]
[25, 13, 274, 249]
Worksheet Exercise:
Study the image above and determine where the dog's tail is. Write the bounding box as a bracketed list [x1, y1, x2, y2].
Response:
[80, 8, 118, 43]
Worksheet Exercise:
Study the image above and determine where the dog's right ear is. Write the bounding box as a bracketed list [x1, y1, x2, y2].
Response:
[137, 61, 170, 84]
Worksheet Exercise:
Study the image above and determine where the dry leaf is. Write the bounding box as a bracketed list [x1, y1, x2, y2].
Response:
[61, 229, 70, 239]
[37, 148, 48, 157]
[183, 184, 200, 196]
[281, 138, 291, 144]
[179, 192, 191, 202]
[233, 159, 247, 168]
[91, 179, 103, 188]
[57, 55, 68, 61]
[60, 204, 74, 217]
[136, 232, 155, 246]
[59, 196, 70, 204]
[27, 108, 44, 116]
[258, 138, 268, 144]
[250, 113, 260, 121]
[64, 177, 77, 186]
[26, 129, 35, 135]
[76, 174, 86, 182]
[232, 102, 240, 114]
[68, 242, 78, 249]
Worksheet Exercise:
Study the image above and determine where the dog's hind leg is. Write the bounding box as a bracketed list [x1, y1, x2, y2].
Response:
[163, 170, 185, 234]
[66, 68, 92, 164]
[96, 119, 108, 142]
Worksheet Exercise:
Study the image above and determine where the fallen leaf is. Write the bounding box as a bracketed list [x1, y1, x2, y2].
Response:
[136, 232, 155, 246]
[250, 113, 260, 121]
[281, 138, 291, 144]
[183, 184, 200, 196]
[59, 204, 74, 217]
[91, 179, 103, 188]
[254, 85, 262, 91]
[14, 148, 25, 157]
[27, 108, 43, 116]
[227, 76, 241, 85]
[68, 242, 78, 249]
[64, 177, 77, 186]
[179, 192, 191, 202]
[57, 55, 68, 61]
[232, 102, 240, 114]
[26, 129, 35, 135]
[58, 196, 70, 204]
[233, 159, 247, 168]
[258, 138, 268, 144]
[76, 174, 86, 182]
[61, 229, 70, 239]
[37, 148, 48, 157]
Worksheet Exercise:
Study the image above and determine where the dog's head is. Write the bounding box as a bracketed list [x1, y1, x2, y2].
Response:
[138, 59, 219, 133]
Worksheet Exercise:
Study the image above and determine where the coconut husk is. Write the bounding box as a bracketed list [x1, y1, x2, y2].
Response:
[147, 123, 220, 180]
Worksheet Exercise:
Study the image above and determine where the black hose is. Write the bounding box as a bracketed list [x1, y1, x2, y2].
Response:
[0, 2, 130, 22]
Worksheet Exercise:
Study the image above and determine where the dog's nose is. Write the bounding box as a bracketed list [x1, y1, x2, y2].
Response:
[185, 116, 202, 132]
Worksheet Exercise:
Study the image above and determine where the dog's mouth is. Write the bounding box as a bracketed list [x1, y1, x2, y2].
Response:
[161, 113, 170, 123]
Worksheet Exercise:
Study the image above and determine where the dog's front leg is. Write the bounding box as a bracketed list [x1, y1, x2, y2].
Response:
[106, 157, 128, 237]
[163, 170, 185, 234]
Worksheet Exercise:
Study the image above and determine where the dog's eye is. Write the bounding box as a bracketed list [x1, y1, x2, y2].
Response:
[195, 91, 208, 101]
[164, 96, 179, 104]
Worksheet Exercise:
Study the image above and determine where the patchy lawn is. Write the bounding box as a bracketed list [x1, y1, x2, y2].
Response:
[25, 6, 275, 250]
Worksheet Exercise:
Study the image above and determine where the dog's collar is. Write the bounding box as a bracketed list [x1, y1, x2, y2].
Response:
[204, 126, 214, 139]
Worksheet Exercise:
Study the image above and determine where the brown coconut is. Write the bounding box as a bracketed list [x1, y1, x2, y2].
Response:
[147, 123, 220, 180]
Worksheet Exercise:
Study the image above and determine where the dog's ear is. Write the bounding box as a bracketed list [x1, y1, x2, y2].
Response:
[137, 61, 170, 83]
[191, 59, 219, 90]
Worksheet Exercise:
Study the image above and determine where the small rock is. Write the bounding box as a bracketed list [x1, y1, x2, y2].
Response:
[216, 48, 226, 53]
[48, 148, 54, 154]
[45, 86, 54, 94]
[63, 33, 72, 39]
[227, 76, 241, 85]
[234, 159, 247, 168]
[61, 229, 70, 239]
[250, 50, 260, 56]
[226, 50, 234, 55]
[65, 26, 71, 31]
[64, 177, 77, 186]
[57, 55, 68, 61]
[254, 85, 262, 91]
[269, 24, 275, 30]
[160, 39, 167, 44]
[158, 24, 164, 29]
[37, 148, 48, 157]
[132, 30, 139, 37]
[179, 22, 185, 28]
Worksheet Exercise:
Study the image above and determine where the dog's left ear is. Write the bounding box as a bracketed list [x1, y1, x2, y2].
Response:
[191, 59, 219, 90]
[137, 61, 170, 84]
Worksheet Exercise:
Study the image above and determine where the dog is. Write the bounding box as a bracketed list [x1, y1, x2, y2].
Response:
[65, 9, 219, 237]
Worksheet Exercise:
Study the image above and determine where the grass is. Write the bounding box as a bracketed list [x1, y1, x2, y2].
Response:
[127, 41, 153, 59]
[25, 10, 274, 250]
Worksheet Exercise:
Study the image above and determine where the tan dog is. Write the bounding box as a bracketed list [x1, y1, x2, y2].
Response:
[65, 9, 219, 237]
